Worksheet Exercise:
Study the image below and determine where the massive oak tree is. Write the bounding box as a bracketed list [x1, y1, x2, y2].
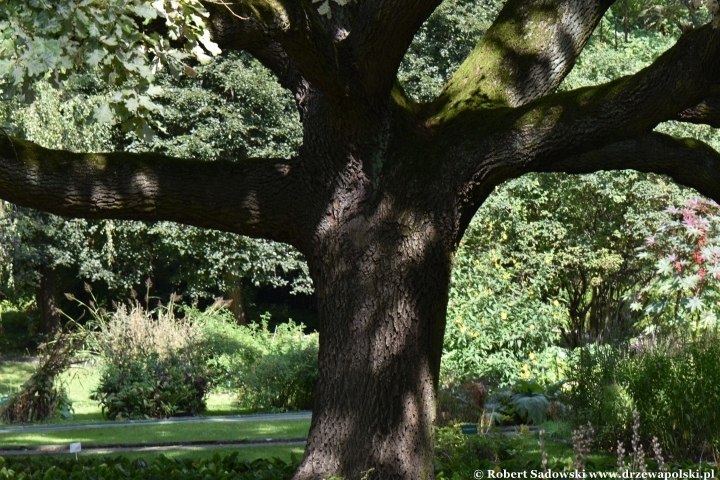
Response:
[2, 0, 720, 478]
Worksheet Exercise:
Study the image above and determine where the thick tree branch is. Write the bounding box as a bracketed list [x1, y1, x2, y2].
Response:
[513, 24, 720, 166]
[203, 0, 343, 100]
[537, 132, 720, 204]
[445, 23, 720, 157]
[348, 0, 443, 102]
[444, 23, 720, 228]
[0, 135, 309, 246]
[677, 96, 720, 128]
[434, 0, 613, 115]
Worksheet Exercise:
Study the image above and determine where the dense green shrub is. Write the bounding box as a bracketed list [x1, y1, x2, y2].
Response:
[89, 300, 212, 420]
[625, 337, 720, 460]
[0, 453, 300, 480]
[201, 312, 318, 412]
[567, 344, 634, 448]
[569, 336, 720, 459]
[92, 352, 210, 420]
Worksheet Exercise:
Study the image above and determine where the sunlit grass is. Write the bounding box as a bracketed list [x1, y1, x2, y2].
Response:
[0, 418, 310, 447]
[0, 362, 35, 396]
[1, 361, 253, 424]
[205, 392, 254, 416]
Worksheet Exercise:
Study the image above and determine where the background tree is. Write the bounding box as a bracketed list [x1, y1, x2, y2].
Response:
[2, 1, 720, 479]
[0, 55, 311, 329]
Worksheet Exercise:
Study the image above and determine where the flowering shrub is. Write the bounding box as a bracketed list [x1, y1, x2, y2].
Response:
[633, 198, 720, 334]
[444, 245, 568, 385]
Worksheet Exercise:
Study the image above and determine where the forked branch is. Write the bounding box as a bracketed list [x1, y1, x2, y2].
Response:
[203, 0, 344, 100]
[446, 23, 720, 223]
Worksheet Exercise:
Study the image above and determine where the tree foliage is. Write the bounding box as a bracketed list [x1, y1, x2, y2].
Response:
[0, 54, 309, 305]
[634, 197, 720, 333]
[0, 0, 221, 139]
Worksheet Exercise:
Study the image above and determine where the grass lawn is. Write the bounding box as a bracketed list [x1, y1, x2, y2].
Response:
[0, 361, 249, 424]
[0, 418, 310, 447]
[518, 433, 616, 469]
[0, 362, 35, 396]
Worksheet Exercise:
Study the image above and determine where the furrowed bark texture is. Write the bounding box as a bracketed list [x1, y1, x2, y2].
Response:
[298, 206, 453, 478]
[0, 136, 308, 245]
[2, 1, 720, 479]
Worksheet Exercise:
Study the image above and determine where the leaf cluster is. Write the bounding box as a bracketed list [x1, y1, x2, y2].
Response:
[633, 198, 720, 334]
[0, 0, 220, 139]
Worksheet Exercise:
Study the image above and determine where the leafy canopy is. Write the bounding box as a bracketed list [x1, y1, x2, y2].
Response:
[0, 0, 220, 139]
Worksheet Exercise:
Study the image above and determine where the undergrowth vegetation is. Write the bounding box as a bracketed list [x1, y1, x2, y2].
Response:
[202, 310, 318, 412]
[0, 453, 300, 480]
[83, 293, 212, 420]
[0, 330, 80, 423]
[76, 294, 319, 420]
[569, 334, 720, 460]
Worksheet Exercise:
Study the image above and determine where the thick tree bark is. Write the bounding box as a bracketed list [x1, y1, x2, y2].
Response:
[35, 265, 60, 335]
[225, 273, 247, 325]
[297, 226, 452, 479]
[2, 1, 720, 479]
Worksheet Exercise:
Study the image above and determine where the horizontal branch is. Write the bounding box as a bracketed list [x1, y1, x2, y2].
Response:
[536, 132, 720, 204]
[444, 23, 720, 226]
[0, 135, 309, 246]
[434, 0, 613, 116]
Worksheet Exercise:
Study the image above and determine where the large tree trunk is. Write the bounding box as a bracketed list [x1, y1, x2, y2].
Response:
[295, 215, 453, 480]
[2, 2, 720, 480]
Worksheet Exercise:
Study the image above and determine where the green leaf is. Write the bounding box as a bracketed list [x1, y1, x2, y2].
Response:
[93, 103, 114, 124]
[124, 96, 140, 113]
[130, 4, 159, 22]
[317, 0, 331, 17]
[100, 35, 118, 47]
[86, 48, 107, 67]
